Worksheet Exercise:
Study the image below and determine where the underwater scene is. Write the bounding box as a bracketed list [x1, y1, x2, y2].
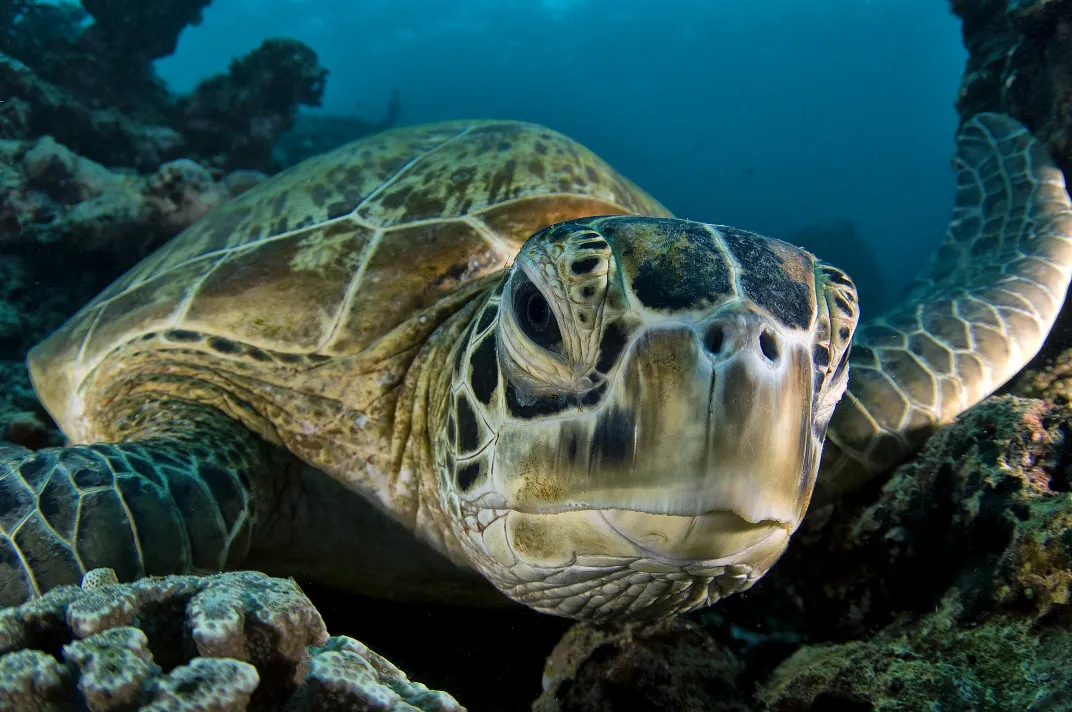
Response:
[2, 0, 1072, 710]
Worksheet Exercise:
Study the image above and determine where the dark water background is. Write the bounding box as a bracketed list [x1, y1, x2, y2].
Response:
[157, 0, 967, 314]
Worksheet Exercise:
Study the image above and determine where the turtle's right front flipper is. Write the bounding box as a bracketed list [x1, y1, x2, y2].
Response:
[0, 400, 268, 606]
[821, 113, 1072, 497]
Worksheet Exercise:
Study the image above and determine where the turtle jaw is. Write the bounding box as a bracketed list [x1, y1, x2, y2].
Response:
[465, 507, 792, 621]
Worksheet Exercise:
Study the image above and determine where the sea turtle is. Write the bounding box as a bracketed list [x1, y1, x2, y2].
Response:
[1, 114, 1069, 621]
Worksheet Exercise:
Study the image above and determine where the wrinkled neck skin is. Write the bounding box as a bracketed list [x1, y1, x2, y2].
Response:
[409, 278, 502, 567]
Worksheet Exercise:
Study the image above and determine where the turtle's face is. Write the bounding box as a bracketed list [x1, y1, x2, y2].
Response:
[436, 216, 858, 621]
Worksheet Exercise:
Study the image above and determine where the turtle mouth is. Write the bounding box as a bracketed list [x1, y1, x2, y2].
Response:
[463, 506, 793, 620]
[467, 505, 791, 572]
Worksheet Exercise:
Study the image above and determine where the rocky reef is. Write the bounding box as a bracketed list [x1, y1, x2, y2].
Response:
[0, 568, 463, 711]
[1, 0, 331, 173]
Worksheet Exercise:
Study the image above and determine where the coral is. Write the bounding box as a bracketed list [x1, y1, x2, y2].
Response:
[179, 38, 329, 172]
[79, 0, 214, 63]
[533, 618, 749, 712]
[0, 568, 465, 711]
[1, 8, 341, 173]
[0, 133, 262, 279]
[0, 52, 185, 171]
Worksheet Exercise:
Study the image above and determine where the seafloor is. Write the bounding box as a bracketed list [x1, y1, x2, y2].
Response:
[2, 0, 1072, 710]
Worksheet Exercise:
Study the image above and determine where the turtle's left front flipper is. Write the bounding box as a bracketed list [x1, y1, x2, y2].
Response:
[0, 400, 274, 606]
[822, 113, 1072, 496]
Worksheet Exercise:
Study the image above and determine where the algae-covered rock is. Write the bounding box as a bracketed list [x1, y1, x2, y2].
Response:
[756, 600, 1072, 711]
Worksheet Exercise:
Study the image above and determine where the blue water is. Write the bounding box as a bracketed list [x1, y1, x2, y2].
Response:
[158, 0, 966, 312]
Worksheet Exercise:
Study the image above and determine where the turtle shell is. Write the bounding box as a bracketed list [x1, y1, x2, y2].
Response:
[29, 120, 670, 440]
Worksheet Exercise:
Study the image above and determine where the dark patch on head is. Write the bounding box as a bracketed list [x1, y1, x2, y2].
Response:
[578, 239, 608, 251]
[721, 227, 812, 330]
[585, 166, 599, 182]
[140, 332, 158, 341]
[589, 407, 635, 467]
[307, 353, 332, 364]
[506, 381, 572, 419]
[580, 381, 608, 407]
[452, 340, 467, 380]
[550, 220, 590, 242]
[165, 330, 201, 343]
[208, 337, 239, 355]
[457, 461, 481, 491]
[565, 430, 580, 462]
[813, 369, 826, 395]
[476, 306, 497, 334]
[447, 412, 456, 447]
[839, 326, 851, 342]
[595, 321, 629, 374]
[833, 350, 850, 380]
[534, 141, 548, 155]
[813, 343, 830, 369]
[602, 217, 732, 311]
[456, 395, 481, 453]
[276, 352, 301, 364]
[822, 267, 854, 288]
[581, 285, 596, 299]
[469, 336, 499, 405]
[570, 257, 600, 275]
[834, 295, 852, 315]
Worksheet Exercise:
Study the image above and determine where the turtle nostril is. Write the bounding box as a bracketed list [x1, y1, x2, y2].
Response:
[704, 324, 725, 355]
[759, 328, 779, 362]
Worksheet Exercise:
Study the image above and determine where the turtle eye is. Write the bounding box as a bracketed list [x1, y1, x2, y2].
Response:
[512, 272, 562, 352]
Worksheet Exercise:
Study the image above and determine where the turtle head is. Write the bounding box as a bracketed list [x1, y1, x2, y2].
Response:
[437, 216, 858, 621]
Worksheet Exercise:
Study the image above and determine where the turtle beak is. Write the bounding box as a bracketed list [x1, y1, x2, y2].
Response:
[493, 306, 820, 561]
